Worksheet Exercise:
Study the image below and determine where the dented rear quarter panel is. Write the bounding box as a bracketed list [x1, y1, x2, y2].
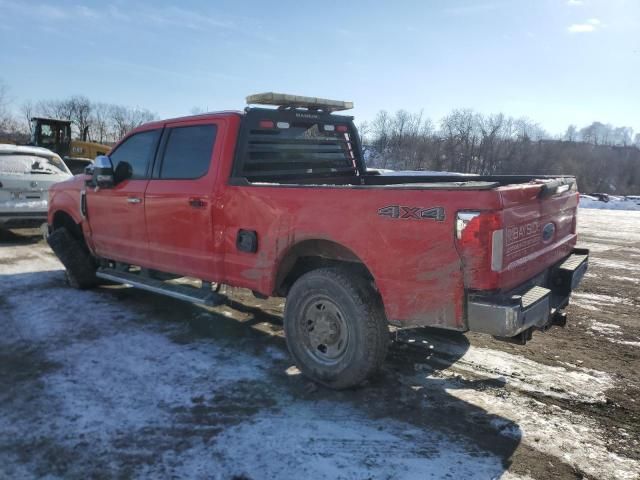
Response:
[219, 184, 503, 329]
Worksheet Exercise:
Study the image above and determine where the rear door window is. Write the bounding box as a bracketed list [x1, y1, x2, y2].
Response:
[109, 129, 161, 180]
[159, 124, 217, 179]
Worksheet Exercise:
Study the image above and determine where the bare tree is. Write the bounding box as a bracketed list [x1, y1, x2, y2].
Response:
[89, 102, 112, 144]
[0, 79, 17, 133]
[564, 125, 577, 142]
[364, 108, 640, 194]
[20, 100, 35, 134]
[69, 96, 93, 140]
[109, 105, 156, 140]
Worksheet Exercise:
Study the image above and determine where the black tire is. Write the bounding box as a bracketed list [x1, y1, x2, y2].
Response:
[47, 227, 98, 289]
[284, 267, 389, 389]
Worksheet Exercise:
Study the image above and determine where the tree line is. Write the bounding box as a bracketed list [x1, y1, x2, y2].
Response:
[2, 79, 639, 193]
[360, 109, 640, 194]
[0, 80, 156, 145]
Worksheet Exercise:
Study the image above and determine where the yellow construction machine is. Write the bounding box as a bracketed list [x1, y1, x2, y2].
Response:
[30, 117, 111, 173]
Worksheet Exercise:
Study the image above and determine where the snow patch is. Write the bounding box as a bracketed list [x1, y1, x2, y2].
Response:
[436, 346, 612, 403]
[572, 292, 633, 309]
[610, 275, 639, 284]
[444, 387, 640, 480]
[580, 197, 640, 211]
[587, 322, 640, 348]
[590, 257, 640, 272]
[589, 321, 622, 335]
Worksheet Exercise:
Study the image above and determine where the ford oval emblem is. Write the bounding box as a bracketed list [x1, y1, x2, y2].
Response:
[542, 222, 555, 242]
[30, 181, 38, 188]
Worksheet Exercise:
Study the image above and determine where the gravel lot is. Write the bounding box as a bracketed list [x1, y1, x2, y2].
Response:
[0, 208, 638, 480]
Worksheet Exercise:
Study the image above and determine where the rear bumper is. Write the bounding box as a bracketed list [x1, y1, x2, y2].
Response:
[466, 248, 589, 339]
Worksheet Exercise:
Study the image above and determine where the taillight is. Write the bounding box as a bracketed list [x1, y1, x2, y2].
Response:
[456, 211, 504, 284]
[455, 211, 481, 240]
[456, 211, 502, 244]
[259, 120, 274, 129]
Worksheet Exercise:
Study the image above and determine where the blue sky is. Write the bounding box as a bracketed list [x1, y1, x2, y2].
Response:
[1, 0, 638, 135]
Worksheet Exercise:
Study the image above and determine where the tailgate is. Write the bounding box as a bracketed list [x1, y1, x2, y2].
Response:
[495, 179, 578, 290]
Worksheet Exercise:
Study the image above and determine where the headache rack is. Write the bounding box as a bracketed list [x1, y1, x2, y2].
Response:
[233, 101, 363, 181]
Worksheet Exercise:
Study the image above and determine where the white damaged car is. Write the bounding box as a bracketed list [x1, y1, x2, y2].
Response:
[0, 144, 72, 229]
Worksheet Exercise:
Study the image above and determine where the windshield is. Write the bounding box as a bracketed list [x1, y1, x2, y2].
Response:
[0, 153, 71, 175]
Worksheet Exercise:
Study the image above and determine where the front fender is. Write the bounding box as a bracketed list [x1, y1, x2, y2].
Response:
[48, 189, 83, 226]
[48, 187, 96, 252]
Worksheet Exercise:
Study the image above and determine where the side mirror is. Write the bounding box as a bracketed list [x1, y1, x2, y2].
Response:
[93, 155, 115, 188]
[114, 161, 133, 183]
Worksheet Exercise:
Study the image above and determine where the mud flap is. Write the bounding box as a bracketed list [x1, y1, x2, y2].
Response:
[47, 227, 98, 289]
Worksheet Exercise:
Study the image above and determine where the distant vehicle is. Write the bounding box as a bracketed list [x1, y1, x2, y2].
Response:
[0, 144, 72, 229]
[46, 92, 588, 389]
[63, 157, 94, 175]
[579, 194, 599, 201]
[589, 193, 610, 202]
[30, 117, 110, 162]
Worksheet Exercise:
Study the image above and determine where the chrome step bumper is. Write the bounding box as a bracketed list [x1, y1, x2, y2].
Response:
[466, 248, 589, 340]
[467, 286, 551, 338]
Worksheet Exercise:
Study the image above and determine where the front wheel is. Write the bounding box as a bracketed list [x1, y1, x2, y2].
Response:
[47, 227, 98, 289]
[284, 267, 389, 389]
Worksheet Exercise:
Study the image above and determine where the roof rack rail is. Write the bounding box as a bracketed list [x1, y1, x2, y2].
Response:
[246, 92, 354, 112]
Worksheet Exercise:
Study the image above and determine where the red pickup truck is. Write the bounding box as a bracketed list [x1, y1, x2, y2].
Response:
[47, 93, 588, 389]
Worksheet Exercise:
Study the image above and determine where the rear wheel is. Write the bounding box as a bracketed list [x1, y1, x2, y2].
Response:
[284, 267, 388, 389]
[47, 227, 98, 289]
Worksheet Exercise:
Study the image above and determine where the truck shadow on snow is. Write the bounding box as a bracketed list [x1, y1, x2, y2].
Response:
[0, 266, 523, 478]
[109, 285, 524, 473]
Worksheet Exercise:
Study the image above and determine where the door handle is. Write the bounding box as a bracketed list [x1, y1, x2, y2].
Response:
[127, 197, 142, 204]
[188, 197, 207, 208]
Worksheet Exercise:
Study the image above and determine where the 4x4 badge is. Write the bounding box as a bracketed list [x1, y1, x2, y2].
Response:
[378, 205, 445, 221]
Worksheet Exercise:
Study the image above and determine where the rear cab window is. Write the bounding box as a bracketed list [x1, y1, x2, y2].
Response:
[234, 108, 359, 181]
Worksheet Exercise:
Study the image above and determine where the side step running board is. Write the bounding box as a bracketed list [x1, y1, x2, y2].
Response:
[96, 268, 225, 307]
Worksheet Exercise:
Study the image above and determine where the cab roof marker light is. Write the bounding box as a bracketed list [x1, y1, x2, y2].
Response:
[246, 92, 354, 112]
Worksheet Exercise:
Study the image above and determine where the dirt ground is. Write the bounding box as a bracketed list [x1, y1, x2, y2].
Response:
[0, 209, 638, 479]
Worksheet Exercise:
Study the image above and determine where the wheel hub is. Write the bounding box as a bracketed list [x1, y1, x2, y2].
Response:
[302, 298, 349, 364]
